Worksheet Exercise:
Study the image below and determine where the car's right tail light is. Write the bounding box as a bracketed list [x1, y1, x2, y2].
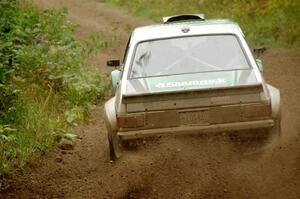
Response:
[242, 103, 271, 119]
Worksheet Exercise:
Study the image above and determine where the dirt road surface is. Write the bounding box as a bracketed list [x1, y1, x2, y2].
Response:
[1, 0, 300, 198]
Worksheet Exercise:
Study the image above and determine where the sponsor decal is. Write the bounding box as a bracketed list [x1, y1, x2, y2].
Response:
[155, 78, 227, 88]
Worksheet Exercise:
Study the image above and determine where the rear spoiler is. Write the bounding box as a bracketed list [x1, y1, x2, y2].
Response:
[163, 14, 205, 24]
[123, 84, 263, 103]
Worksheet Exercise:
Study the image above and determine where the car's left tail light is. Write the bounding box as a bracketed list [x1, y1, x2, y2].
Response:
[117, 114, 144, 128]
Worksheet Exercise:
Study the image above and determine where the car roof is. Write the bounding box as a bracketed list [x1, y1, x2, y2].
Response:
[131, 19, 244, 43]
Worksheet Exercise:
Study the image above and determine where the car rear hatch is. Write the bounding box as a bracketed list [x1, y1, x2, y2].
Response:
[118, 69, 271, 131]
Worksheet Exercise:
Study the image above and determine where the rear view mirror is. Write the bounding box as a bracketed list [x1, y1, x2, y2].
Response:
[256, 59, 263, 74]
[253, 47, 266, 58]
[107, 60, 120, 67]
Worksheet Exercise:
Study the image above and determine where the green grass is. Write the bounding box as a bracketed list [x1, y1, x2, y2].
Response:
[102, 0, 300, 48]
[0, 1, 109, 177]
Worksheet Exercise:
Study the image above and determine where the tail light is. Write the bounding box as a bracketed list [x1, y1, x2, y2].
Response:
[243, 103, 271, 119]
[117, 114, 144, 128]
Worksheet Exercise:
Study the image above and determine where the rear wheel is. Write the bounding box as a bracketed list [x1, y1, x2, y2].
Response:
[108, 135, 120, 161]
[108, 140, 116, 160]
[227, 128, 271, 155]
[270, 118, 281, 138]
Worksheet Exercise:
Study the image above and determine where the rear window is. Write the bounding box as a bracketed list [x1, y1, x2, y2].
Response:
[130, 35, 250, 78]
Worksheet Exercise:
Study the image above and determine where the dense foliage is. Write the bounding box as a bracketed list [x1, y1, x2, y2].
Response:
[0, 1, 108, 176]
[103, 0, 300, 48]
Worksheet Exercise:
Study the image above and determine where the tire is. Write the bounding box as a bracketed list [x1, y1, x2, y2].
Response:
[108, 139, 117, 161]
[108, 135, 120, 161]
[227, 128, 271, 155]
[270, 118, 281, 138]
[228, 118, 281, 155]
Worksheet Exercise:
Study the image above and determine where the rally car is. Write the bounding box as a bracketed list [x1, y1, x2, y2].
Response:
[104, 14, 281, 159]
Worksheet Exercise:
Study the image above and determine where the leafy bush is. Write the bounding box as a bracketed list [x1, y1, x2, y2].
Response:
[0, 1, 109, 176]
[103, 0, 300, 48]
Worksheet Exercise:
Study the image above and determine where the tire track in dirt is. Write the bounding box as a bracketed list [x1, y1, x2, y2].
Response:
[1, 0, 300, 198]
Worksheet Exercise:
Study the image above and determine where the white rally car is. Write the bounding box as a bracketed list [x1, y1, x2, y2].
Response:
[104, 14, 281, 159]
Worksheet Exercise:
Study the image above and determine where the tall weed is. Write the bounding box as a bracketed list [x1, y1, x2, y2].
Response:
[0, 1, 109, 176]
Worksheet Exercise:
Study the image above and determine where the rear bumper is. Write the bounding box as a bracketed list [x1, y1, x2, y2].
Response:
[117, 119, 274, 140]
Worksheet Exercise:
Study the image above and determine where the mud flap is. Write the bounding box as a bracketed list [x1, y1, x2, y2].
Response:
[108, 134, 121, 160]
